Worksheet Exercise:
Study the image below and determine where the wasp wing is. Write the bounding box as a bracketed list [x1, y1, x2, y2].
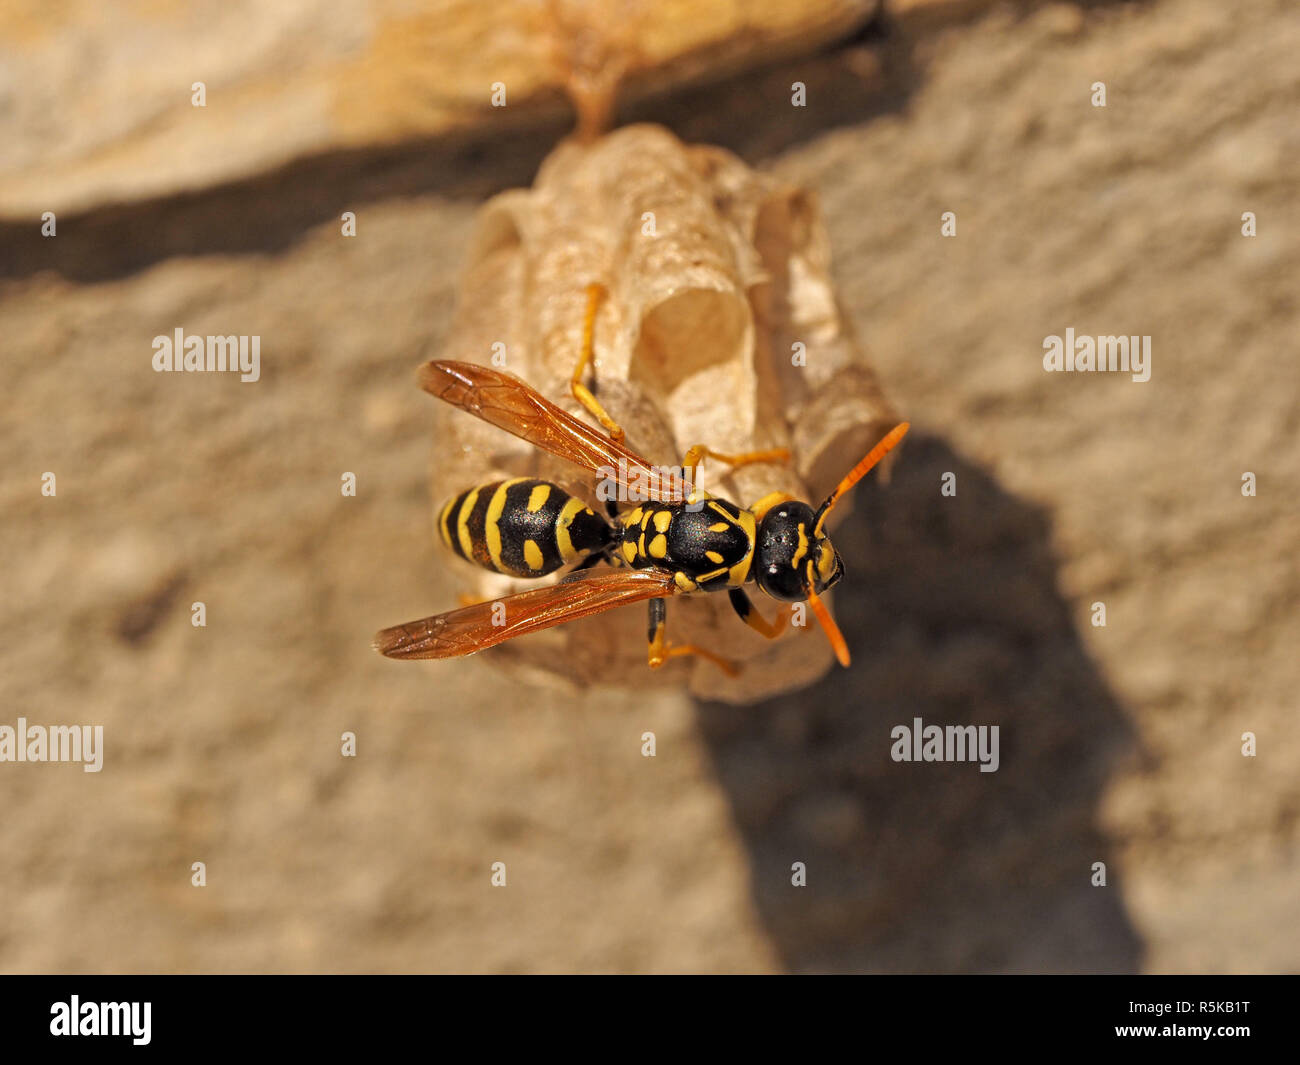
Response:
[419, 360, 693, 503]
[373, 568, 680, 660]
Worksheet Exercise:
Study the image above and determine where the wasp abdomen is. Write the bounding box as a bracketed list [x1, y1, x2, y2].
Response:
[438, 478, 611, 578]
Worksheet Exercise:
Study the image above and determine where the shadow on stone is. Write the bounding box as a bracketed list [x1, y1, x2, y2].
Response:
[696, 432, 1143, 972]
[0, 17, 918, 285]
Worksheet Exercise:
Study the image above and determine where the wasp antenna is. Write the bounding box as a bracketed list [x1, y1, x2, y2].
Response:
[807, 586, 851, 668]
[813, 422, 910, 535]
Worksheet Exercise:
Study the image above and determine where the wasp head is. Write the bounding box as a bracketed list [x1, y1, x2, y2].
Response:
[754, 502, 843, 602]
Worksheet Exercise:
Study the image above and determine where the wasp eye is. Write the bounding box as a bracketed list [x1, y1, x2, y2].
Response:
[813, 541, 838, 586]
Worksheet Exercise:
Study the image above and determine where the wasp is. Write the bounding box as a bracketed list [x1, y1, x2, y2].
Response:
[374, 285, 909, 675]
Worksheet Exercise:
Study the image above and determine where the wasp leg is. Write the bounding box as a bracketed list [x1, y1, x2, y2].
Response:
[571, 282, 625, 442]
[749, 491, 797, 523]
[681, 444, 791, 487]
[647, 597, 738, 676]
[727, 588, 792, 640]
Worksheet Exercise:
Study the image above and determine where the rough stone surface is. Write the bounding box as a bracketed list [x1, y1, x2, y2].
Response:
[2, 0, 1296, 972]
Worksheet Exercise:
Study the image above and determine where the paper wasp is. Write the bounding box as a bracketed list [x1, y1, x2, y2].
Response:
[374, 285, 909, 675]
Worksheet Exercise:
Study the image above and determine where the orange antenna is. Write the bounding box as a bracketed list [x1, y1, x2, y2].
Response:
[813, 422, 910, 536]
[807, 581, 851, 668]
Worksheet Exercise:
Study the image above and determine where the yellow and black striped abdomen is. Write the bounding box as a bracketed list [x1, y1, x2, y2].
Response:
[437, 478, 612, 578]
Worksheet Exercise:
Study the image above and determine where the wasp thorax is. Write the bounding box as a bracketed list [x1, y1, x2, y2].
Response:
[755, 502, 843, 601]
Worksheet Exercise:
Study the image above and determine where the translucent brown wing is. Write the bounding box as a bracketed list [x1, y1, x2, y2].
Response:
[373, 568, 680, 660]
[419, 360, 692, 503]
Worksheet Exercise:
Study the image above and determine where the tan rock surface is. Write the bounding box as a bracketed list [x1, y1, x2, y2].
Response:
[2, 0, 1296, 972]
[0, 0, 878, 215]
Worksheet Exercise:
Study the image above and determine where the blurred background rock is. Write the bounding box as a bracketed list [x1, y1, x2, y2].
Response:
[1, 0, 1296, 972]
